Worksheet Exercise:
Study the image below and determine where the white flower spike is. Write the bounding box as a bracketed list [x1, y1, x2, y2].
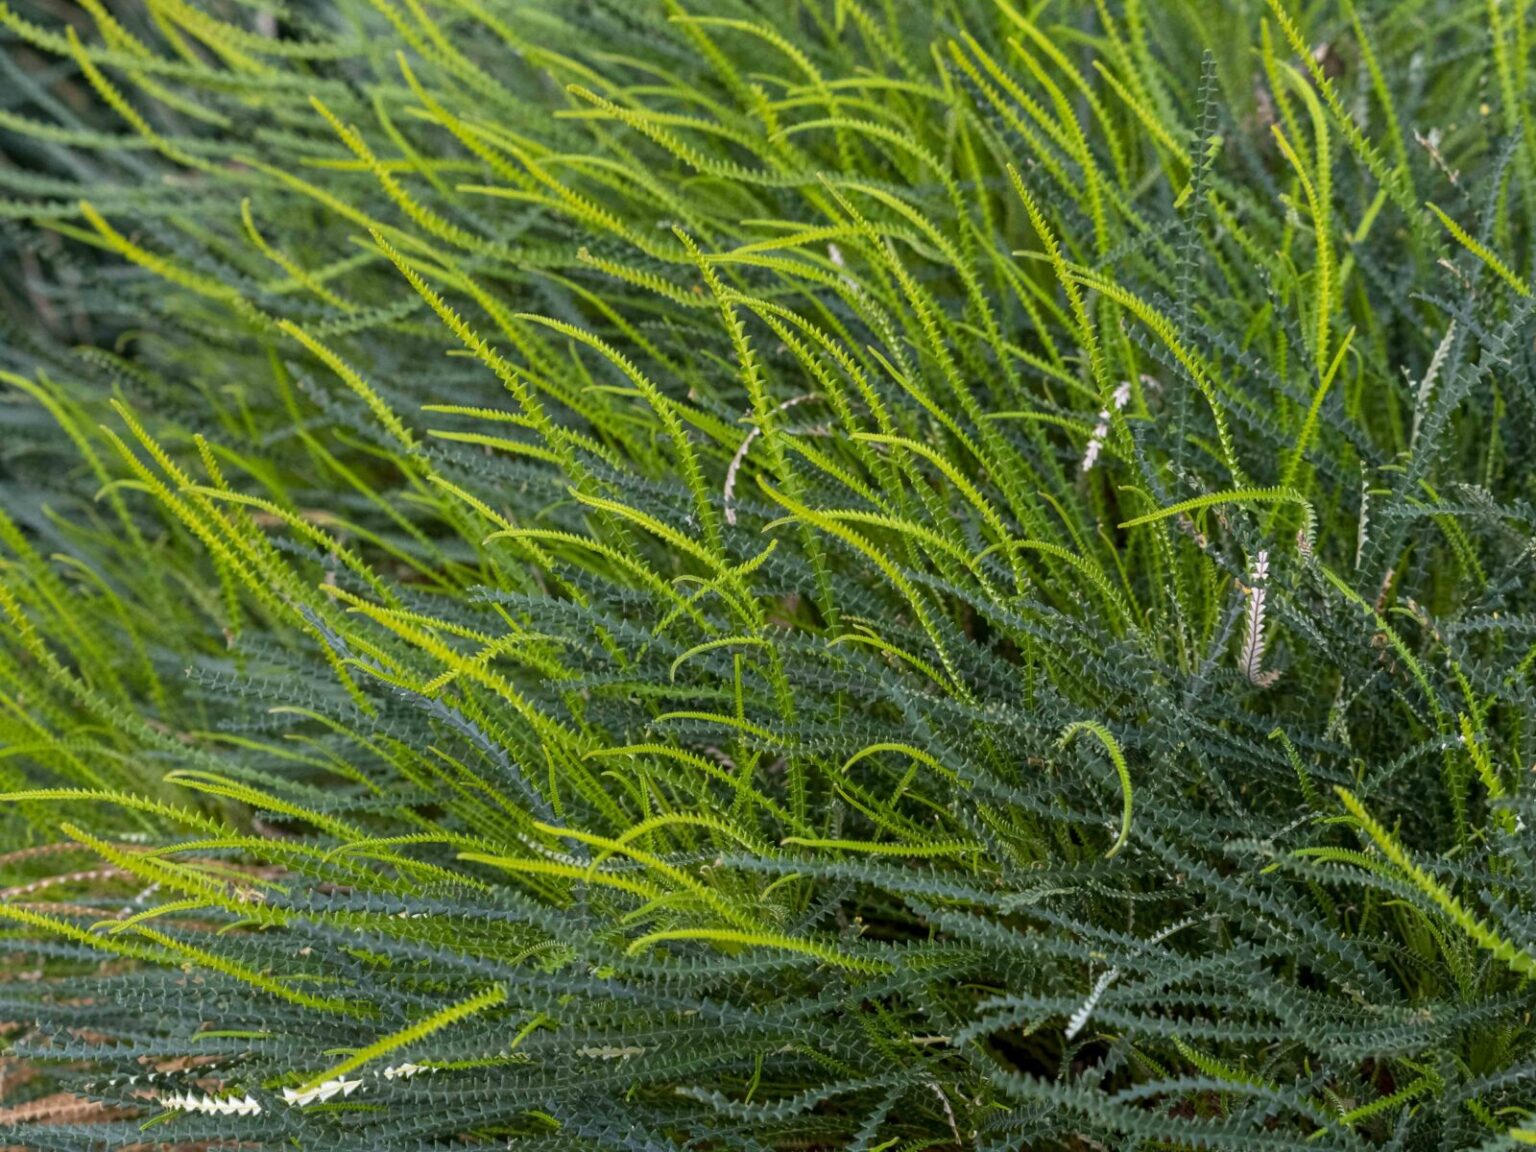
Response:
[1239, 549, 1280, 688]
[1081, 380, 1134, 473]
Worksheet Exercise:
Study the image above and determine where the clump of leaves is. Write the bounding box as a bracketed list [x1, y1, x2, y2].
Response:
[2, 1, 1536, 1149]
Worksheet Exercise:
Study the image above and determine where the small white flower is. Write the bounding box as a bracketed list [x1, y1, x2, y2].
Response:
[1081, 382, 1133, 473]
[1081, 410, 1111, 472]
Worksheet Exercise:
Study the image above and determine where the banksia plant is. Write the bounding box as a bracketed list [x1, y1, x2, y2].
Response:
[3, 1, 1536, 1148]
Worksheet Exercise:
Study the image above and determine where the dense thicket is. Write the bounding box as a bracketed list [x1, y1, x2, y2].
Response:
[2, 1, 1536, 1148]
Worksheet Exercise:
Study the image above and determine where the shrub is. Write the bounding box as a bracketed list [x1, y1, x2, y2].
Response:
[2, 1, 1535, 1148]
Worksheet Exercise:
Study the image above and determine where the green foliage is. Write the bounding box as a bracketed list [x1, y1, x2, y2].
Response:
[2, 0, 1535, 1148]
